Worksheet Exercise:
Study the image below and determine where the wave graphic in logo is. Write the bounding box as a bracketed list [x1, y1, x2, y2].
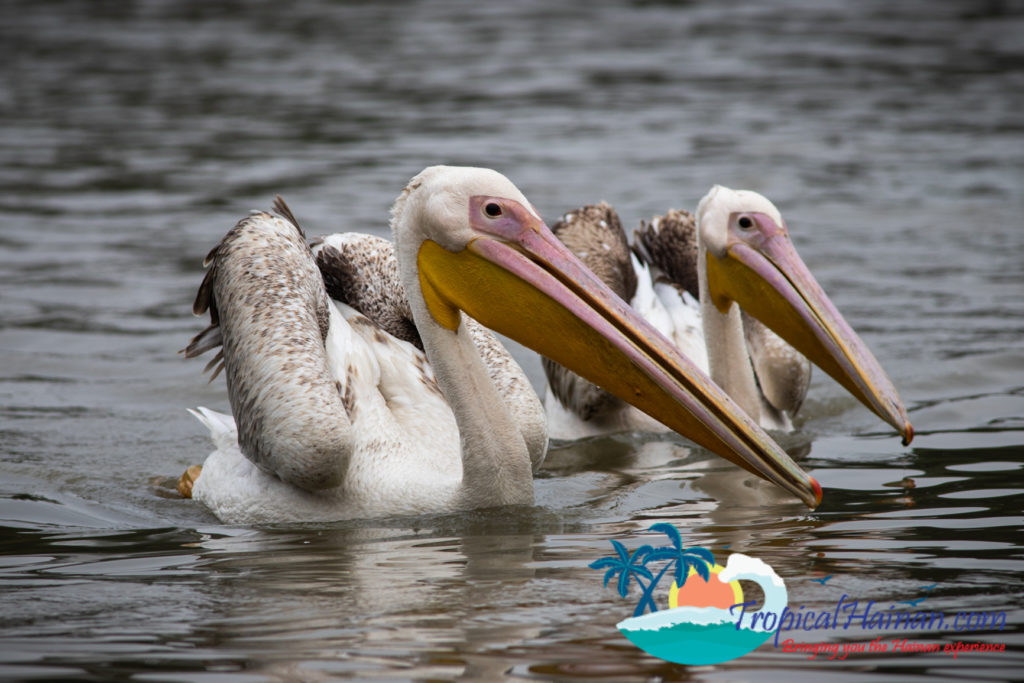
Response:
[617, 554, 786, 665]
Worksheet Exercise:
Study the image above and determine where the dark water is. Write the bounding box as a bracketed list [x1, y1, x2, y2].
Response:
[2, 0, 1023, 680]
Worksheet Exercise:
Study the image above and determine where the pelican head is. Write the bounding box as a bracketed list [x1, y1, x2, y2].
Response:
[395, 166, 821, 507]
[697, 185, 913, 444]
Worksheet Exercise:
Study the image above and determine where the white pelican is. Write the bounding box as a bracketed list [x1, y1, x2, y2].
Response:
[544, 187, 913, 445]
[179, 168, 821, 524]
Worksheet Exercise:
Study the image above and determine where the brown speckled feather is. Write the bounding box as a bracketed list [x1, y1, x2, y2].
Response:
[311, 234, 423, 350]
[633, 208, 699, 299]
[184, 200, 349, 491]
[542, 203, 641, 420]
[550, 202, 637, 301]
[184, 196, 312, 379]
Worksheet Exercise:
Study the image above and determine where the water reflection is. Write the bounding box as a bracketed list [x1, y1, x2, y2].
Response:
[166, 520, 545, 679]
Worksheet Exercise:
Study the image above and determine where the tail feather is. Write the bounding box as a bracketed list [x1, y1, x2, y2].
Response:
[188, 406, 238, 452]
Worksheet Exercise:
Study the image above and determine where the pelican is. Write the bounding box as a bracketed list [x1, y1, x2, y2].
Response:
[179, 167, 821, 524]
[544, 187, 913, 445]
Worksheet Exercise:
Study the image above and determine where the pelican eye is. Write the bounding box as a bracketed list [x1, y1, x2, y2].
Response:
[737, 215, 754, 230]
[484, 202, 503, 218]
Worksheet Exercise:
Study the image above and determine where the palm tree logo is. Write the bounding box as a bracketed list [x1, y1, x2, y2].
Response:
[590, 523, 788, 666]
[590, 539, 655, 617]
[590, 523, 715, 616]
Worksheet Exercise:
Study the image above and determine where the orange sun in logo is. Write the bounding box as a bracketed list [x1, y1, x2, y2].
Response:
[668, 564, 744, 609]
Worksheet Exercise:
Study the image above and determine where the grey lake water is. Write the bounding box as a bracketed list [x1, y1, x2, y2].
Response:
[2, 0, 1023, 680]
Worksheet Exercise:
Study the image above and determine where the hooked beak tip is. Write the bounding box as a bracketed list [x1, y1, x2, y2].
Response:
[902, 422, 914, 447]
[810, 476, 823, 509]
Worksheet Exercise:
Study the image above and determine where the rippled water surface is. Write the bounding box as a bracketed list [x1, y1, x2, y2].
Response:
[2, 0, 1023, 680]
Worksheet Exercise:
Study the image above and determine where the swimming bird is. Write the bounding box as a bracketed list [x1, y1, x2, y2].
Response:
[543, 188, 913, 445]
[179, 167, 821, 523]
[810, 574, 835, 586]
